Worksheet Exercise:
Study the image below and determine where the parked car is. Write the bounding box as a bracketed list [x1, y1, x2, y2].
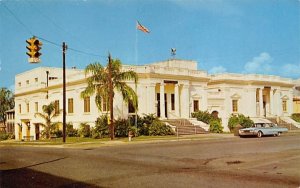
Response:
[239, 123, 288, 138]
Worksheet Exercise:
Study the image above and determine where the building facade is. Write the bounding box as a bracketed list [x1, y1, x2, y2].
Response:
[14, 59, 298, 140]
[5, 109, 15, 134]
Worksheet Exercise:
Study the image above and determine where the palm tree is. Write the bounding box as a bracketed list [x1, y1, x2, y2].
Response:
[81, 54, 138, 140]
[35, 102, 59, 139]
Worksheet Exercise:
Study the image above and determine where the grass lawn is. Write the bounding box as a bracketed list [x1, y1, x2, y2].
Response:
[0, 133, 236, 147]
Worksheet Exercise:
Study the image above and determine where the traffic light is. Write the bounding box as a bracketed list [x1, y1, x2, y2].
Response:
[26, 36, 42, 63]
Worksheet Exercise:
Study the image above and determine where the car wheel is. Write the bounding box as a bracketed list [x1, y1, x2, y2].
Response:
[257, 131, 262, 138]
[277, 132, 281, 137]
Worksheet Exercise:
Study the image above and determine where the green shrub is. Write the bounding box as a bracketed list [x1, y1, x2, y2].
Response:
[49, 123, 63, 137]
[191, 110, 213, 124]
[79, 123, 90, 137]
[128, 126, 138, 137]
[291, 113, 300, 123]
[128, 114, 158, 136]
[228, 115, 239, 132]
[115, 118, 131, 137]
[149, 120, 174, 136]
[228, 114, 254, 132]
[66, 123, 78, 137]
[0, 133, 9, 141]
[92, 116, 109, 139]
[209, 119, 223, 133]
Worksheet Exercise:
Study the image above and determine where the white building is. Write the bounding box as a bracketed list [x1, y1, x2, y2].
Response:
[14, 59, 298, 140]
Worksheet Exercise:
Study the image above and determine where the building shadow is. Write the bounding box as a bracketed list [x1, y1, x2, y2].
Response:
[0, 167, 100, 188]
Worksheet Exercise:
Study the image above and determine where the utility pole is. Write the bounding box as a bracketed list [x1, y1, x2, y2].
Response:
[62, 42, 67, 143]
[108, 53, 114, 140]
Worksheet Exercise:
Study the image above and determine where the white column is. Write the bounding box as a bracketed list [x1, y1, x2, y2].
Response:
[181, 85, 189, 118]
[247, 87, 257, 117]
[160, 83, 165, 119]
[275, 89, 282, 116]
[174, 84, 180, 117]
[147, 84, 156, 114]
[270, 88, 274, 116]
[288, 89, 294, 115]
[259, 88, 264, 117]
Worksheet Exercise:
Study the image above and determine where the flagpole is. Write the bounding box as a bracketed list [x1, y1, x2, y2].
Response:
[135, 21, 138, 66]
[134, 21, 138, 130]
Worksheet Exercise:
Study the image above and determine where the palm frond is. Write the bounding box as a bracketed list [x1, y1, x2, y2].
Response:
[35, 112, 48, 120]
[117, 71, 138, 84]
[115, 83, 138, 110]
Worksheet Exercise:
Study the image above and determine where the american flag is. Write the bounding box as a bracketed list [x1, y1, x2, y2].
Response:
[136, 21, 150, 33]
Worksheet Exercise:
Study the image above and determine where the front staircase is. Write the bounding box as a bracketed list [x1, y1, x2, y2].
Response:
[164, 119, 208, 136]
[267, 117, 299, 130]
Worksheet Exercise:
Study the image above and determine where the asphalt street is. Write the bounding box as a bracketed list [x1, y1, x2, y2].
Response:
[0, 133, 300, 188]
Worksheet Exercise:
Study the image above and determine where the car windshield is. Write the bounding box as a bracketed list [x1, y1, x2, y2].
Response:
[252, 123, 277, 128]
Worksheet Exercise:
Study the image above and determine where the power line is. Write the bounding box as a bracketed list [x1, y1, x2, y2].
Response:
[2, 1, 106, 59]
[2, 2, 33, 36]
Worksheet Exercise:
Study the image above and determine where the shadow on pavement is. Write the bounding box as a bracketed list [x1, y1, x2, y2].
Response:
[0, 167, 100, 188]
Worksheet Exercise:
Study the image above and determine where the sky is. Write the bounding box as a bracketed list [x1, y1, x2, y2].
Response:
[1, 0, 300, 92]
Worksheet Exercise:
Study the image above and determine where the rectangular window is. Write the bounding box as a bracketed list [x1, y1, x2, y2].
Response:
[18, 82, 21, 87]
[26, 80, 29, 85]
[232, 100, 238, 112]
[68, 98, 74, 114]
[193, 100, 199, 112]
[171, 94, 175, 110]
[27, 103, 30, 113]
[35, 78, 38, 83]
[54, 100, 60, 115]
[19, 104, 22, 114]
[282, 100, 287, 112]
[35, 102, 38, 112]
[84, 97, 90, 113]
[128, 100, 135, 113]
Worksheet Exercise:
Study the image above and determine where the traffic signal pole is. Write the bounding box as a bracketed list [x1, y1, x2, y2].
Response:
[62, 42, 67, 143]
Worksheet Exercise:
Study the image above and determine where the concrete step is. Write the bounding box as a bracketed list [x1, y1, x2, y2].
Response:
[164, 119, 209, 135]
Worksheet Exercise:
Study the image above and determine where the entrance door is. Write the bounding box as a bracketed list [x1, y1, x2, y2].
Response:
[263, 102, 266, 117]
[26, 124, 30, 141]
[164, 93, 167, 118]
[19, 126, 22, 140]
[35, 124, 40, 140]
[157, 93, 160, 117]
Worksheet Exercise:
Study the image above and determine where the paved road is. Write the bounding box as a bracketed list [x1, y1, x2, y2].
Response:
[1, 134, 300, 188]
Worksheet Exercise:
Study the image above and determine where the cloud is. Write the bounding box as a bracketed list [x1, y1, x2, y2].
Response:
[209, 66, 227, 74]
[244, 52, 273, 74]
[280, 63, 300, 78]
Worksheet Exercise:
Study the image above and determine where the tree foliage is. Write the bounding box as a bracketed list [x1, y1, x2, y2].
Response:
[291, 113, 300, 123]
[81, 56, 138, 140]
[35, 102, 59, 139]
[0, 88, 14, 122]
[191, 111, 213, 124]
[191, 110, 223, 133]
[228, 114, 254, 132]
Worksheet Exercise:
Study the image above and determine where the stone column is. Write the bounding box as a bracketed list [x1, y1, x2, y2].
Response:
[274, 89, 282, 116]
[181, 85, 190, 118]
[247, 87, 257, 117]
[174, 84, 180, 117]
[258, 88, 264, 117]
[160, 83, 166, 119]
[270, 88, 274, 116]
[288, 89, 294, 115]
[147, 84, 156, 114]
